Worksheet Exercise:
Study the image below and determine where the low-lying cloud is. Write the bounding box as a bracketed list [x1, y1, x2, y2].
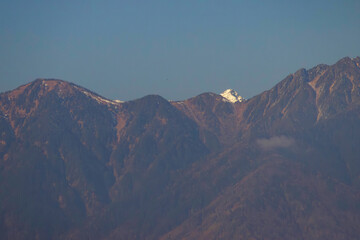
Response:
[257, 135, 295, 150]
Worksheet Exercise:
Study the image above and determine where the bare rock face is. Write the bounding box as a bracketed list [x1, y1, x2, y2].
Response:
[1, 57, 360, 240]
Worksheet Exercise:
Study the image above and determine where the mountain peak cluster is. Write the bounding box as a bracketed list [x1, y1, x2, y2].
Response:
[1, 56, 360, 240]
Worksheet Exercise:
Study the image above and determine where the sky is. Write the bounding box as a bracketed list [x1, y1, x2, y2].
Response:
[1, 0, 360, 101]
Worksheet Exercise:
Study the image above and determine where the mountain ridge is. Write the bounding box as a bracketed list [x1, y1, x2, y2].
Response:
[1, 56, 360, 240]
[3, 56, 358, 106]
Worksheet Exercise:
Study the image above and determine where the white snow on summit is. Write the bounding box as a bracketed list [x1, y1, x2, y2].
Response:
[220, 89, 244, 103]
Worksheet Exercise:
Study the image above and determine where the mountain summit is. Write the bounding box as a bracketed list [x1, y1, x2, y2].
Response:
[220, 89, 244, 103]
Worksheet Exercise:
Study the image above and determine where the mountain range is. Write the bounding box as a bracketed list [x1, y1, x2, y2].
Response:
[1, 56, 360, 239]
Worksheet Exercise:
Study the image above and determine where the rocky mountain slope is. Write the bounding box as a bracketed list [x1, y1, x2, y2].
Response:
[1, 57, 360, 240]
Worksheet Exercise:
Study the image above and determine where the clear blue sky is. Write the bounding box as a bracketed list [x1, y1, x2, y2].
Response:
[1, 0, 360, 101]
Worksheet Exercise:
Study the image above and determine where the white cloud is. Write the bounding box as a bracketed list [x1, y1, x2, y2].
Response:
[257, 135, 295, 150]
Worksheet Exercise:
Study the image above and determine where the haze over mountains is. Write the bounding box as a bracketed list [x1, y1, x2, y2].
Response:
[1, 57, 360, 240]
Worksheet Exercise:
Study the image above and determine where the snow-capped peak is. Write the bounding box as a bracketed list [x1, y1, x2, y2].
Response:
[220, 89, 244, 103]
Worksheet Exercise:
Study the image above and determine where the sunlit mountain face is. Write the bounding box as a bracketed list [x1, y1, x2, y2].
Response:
[1, 57, 360, 240]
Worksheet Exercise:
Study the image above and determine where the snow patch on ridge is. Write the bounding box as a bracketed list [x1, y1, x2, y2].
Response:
[220, 89, 244, 103]
[73, 86, 124, 105]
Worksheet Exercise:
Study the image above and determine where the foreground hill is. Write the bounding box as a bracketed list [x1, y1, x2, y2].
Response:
[1, 57, 360, 239]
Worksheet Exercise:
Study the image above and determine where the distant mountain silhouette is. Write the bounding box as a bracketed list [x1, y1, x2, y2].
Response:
[1, 57, 360, 240]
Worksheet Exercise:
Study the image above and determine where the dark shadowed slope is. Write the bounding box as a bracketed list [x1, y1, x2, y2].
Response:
[162, 56, 360, 240]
